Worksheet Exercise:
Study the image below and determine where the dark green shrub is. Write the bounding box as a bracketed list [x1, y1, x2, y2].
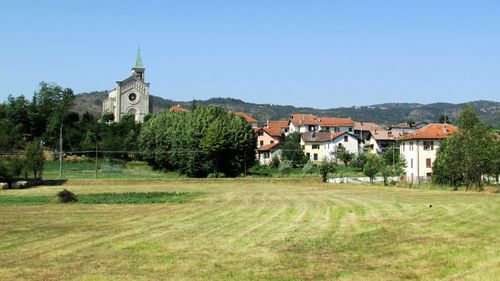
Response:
[56, 189, 77, 203]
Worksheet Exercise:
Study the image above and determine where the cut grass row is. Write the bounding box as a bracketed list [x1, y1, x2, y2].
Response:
[0, 179, 498, 280]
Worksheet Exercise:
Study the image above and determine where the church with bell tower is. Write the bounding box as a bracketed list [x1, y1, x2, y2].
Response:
[102, 49, 150, 122]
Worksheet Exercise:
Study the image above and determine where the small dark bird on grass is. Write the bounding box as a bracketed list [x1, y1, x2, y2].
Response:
[429, 204, 432, 208]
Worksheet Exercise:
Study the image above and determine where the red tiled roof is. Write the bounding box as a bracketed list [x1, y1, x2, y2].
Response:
[370, 130, 395, 141]
[398, 124, 458, 141]
[254, 127, 282, 138]
[290, 113, 319, 126]
[263, 127, 282, 137]
[234, 112, 257, 123]
[354, 121, 380, 131]
[169, 105, 190, 112]
[318, 117, 355, 127]
[257, 142, 281, 151]
[266, 120, 289, 129]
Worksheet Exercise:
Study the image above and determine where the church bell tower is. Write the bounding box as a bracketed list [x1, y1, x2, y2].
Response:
[102, 48, 150, 122]
[132, 48, 145, 81]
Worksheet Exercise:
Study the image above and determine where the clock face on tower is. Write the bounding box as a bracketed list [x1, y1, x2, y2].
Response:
[128, 92, 139, 104]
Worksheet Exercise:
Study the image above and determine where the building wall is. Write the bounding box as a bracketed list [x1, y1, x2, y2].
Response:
[301, 140, 327, 163]
[117, 79, 149, 122]
[320, 126, 354, 133]
[256, 131, 280, 149]
[323, 135, 359, 160]
[400, 139, 441, 183]
[258, 149, 282, 165]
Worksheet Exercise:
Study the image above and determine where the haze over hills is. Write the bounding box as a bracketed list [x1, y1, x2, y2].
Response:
[72, 91, 500, 127]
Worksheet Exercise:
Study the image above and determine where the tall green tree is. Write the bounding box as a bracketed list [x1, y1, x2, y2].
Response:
[139, 107, 256, 177]
[24, 141, 45, 179]
[319, 158, 337, 182]
[0, 159, 24, 188]
[433, 106, 493, 189]
[363, 154, 384, 183]
[281, 132, 308, 167]
[334, 145, 354, 166]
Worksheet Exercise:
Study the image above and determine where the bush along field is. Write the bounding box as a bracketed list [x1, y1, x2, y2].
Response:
[0, 179, 498, 280]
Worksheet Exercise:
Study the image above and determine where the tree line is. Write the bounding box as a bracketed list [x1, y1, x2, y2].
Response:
[0, 82, 257, 182]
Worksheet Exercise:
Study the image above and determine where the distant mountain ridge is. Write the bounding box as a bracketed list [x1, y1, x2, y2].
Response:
[72, 91, 500, 127]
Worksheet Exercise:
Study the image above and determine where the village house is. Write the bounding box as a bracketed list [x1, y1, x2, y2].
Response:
[353, 121, 380, 141]
[387, 122, 415, 135]
[365, 129, 396, 154]
[398, 123, 458, 183]
[257, 142, 282, 165]
[254, 127, 283, 149]
[301, 131, 359, 163]
[169, 105, 190, 112]
[264, 120, 289, 134]
[318, 117, 355, 133]
[288, 114, 319, 133]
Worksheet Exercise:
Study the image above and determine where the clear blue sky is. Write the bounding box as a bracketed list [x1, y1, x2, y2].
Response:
[1, 0, 499, 108]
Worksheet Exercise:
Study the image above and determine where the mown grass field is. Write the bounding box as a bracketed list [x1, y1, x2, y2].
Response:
[0, 179, 498, 280]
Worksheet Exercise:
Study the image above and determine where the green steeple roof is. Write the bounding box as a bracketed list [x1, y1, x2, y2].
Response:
[134, 48, 144, 69]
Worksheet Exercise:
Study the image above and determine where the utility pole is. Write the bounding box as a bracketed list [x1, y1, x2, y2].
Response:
[392, 143, 395, 167]
[59, 115, 63, 178]
[95, 142, 98, 179]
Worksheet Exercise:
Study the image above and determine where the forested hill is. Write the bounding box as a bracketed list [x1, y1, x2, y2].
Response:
[72, 91, 500, 127]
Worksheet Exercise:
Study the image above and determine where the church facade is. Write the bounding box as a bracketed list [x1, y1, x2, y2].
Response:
[102, 49, 150, 122]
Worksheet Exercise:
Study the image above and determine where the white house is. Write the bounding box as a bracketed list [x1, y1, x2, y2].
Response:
[399, 123, 458, 183]
[257, 143, 282, 165]
[288, 113, 319, 133]
[301, 131, 359, 163]
[365, 129, 396, 154]
[318, 117, 355, 133]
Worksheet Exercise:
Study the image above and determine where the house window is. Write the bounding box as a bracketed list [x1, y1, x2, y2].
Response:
[344, 136, 348, 142]
[306, 152, 310, 159]
[259, 140, 264, 146]
[402, 143, 405, 152]
[410, 142, 414, 151]
[426, 158, 432, 168]
[426, 172, 432, 177]
[263, 152, 270, 159]
[411, 159, 413, 168]
[301, 145, 305, 150]
[270, 140, 274, 144]
[257, 131, 263, 136]
[324, 127, 329, 131]
[308, 125, 316, 131]
[312, 144, 320, 149]
[349, 127, 352, 132]
[423, 141, 434, 150]
[313, 153, 318, 160]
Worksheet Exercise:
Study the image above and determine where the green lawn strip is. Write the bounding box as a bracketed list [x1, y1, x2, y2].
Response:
[0, 192, 201, 205]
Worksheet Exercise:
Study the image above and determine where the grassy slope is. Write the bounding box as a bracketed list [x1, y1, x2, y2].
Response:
[0, 179, 498, 280]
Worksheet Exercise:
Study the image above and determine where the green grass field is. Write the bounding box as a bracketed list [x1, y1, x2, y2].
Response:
[0, 179, 498, 280]
[42, 160, 365, 180]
